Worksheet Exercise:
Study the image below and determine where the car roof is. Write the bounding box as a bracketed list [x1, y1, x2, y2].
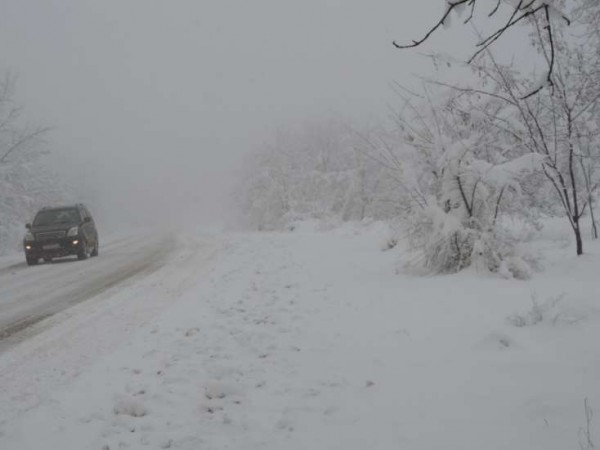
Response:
[38, 204, 86, 212]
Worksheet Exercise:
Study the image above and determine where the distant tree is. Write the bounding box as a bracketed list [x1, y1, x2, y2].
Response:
[0, 74, 61, 253]
[235, 118, 400, 230]
[0, 75, 49, 166]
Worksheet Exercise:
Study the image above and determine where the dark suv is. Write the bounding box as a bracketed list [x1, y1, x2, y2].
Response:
[23, 204, 99, 265]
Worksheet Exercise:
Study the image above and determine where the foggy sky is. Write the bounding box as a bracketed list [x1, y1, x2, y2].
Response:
[0, 0, 530, 230]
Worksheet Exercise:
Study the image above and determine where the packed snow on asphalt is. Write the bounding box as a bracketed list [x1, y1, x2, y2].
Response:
[0, 222, 598, 450]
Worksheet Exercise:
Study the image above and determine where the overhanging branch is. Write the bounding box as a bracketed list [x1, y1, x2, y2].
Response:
[393, 1, 570, 98]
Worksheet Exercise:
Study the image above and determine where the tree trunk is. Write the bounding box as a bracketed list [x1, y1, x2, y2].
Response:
[589, 199, 598, 240]
[359, 201, 366, 221]
[574, 220, 584, 255]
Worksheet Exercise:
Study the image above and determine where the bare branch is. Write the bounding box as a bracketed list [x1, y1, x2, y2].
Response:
[456, 173, 473, 217]
[424, 78, 517, 106]
[392, 0, 471, 49]
[0, 127, 51, 165]
[464, 0, 477, 24]
[488, 0, 501, 17]
[522, 6, 556, 100]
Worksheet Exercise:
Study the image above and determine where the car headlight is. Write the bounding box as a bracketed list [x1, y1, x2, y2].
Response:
[67, 226, 79, 237]
[24, 231, 34, 241]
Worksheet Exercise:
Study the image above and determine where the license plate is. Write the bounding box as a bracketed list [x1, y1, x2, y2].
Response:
[43, 244, 60, 250]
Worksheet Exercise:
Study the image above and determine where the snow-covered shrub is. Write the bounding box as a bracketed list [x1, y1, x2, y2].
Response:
[386, 86, 545, 276]
[507, 293, 577, 327]
[404, 202, 473, 273]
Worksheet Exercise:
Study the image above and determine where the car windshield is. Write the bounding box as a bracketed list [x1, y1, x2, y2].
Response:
[33, 208, 81, 226]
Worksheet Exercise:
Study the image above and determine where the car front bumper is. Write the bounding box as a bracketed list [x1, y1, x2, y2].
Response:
[24, 237, 83, 258]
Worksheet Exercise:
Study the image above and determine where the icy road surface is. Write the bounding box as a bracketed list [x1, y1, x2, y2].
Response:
[0, 234, 173, 348]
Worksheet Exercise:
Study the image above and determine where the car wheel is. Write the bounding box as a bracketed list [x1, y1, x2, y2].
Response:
[26, 256, 39, 266]
[77, 241, 89, 260]
[90, 239, 99, 257]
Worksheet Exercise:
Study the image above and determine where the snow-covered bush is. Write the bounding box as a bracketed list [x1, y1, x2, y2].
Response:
[386, 86, 544, 277]
[505, 293, 587, 327]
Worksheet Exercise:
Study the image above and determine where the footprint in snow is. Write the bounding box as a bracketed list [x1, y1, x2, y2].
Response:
[184, 327, 199, 337]
[204, 380, 243, 401]
[476, 331, 516, 351]
[275, 418, 294, 432]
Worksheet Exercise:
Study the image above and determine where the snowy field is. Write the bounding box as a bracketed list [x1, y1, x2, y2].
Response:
[0, 222, 598, 450]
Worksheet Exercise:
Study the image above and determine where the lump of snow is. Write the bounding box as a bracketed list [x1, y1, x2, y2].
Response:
[204, 380, 241, 400]
[113, 397, 148, 418]
[160, 439, 173, 449]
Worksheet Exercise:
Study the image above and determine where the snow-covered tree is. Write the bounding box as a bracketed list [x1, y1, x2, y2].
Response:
[455, 7, 600, 254]
[409, 0, 600, 255]
[0, 75, 67, 253]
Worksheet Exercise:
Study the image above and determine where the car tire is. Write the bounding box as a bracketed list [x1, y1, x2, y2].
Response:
[26, 256, 39, 266]
[77, 241, 89, 260]
[90, 240, 99, 257]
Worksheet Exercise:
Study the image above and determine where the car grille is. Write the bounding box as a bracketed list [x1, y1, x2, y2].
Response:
[36, 231, 66, 241]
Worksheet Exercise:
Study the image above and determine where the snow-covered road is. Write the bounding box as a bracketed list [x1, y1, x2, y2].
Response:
[0, 232, 225, 437]
[0, 233, 173, 348]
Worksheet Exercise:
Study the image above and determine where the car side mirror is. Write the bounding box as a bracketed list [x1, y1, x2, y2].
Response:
[83, 217, 92, 223]
[25, 223, 31, 229]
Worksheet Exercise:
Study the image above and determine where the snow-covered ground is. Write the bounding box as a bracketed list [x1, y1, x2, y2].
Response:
[0, 221, 598, 449]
